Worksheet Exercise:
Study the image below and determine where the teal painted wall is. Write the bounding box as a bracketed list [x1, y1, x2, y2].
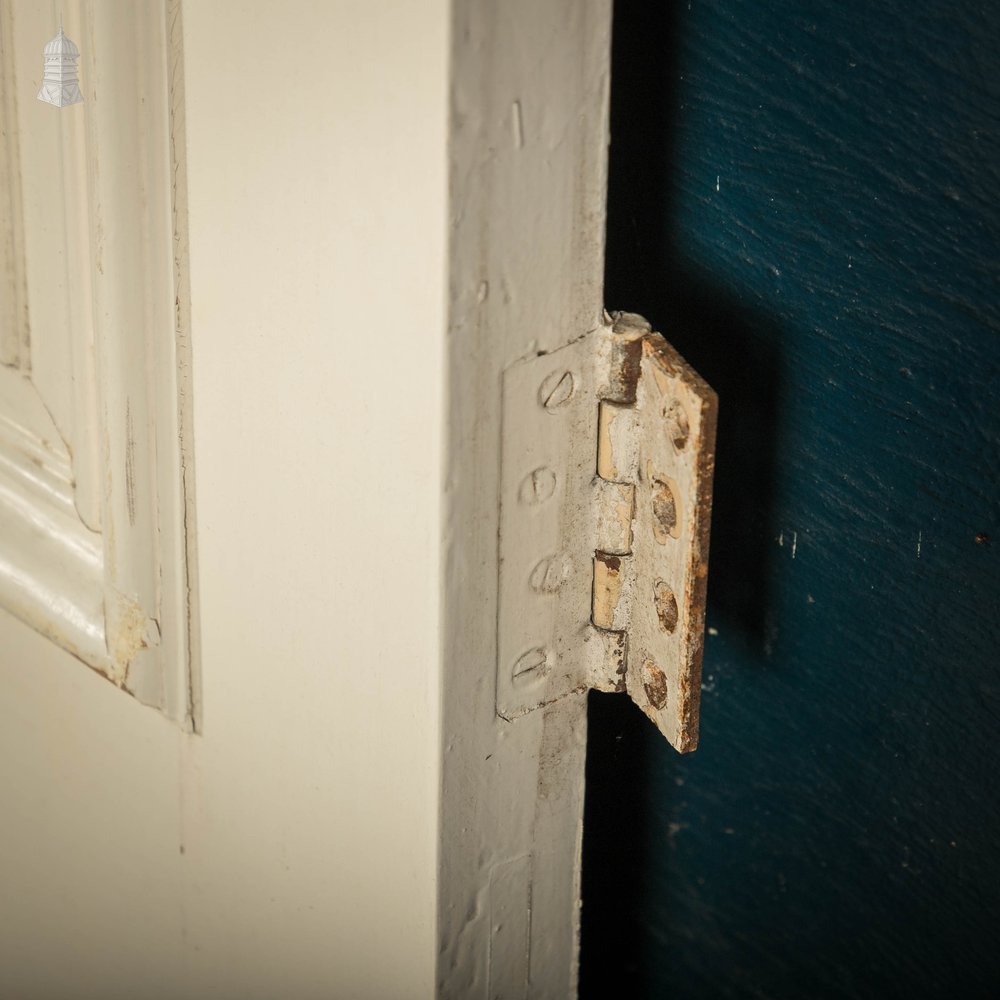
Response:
[580, 0, 1000, 996]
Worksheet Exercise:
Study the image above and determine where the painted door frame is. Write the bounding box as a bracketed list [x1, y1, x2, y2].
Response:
[439, 1, 613, 995]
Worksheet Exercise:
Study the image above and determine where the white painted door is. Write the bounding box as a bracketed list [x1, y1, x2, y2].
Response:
[0, 2, 623, 997]
[1, 2, 447, 996]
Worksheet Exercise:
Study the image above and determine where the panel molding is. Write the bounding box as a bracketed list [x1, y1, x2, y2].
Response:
[0, 367, 106, 668]
[0, 0, 198, 728]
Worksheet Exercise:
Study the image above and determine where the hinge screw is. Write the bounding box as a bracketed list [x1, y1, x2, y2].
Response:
[529, 554, 571, 594]
[651, 475, 679, 542]
[518, 467, 557, 505]
[642, 660, 669, 710]
[662, 399, 690, 450]
[538, 370, 576, 410]
[653, 580, 679, 633]
[512, 647, 550, 683]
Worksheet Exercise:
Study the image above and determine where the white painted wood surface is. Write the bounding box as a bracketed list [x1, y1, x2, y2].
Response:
[1, 2, 447, 996]
[0, 1, 614, 996]
[0, 0, 194, 722]
[440, 1, 612, 995]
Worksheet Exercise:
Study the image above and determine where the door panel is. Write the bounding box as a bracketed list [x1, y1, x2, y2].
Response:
[0, 3, 450, 996]
[0, 0, 195, 722]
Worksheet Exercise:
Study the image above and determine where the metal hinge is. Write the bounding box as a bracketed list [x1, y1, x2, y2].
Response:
[497, 312, 718, 752]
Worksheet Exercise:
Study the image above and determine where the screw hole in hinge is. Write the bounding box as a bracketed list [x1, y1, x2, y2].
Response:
[518, 467, 557, 505]
[538, 370, 576, 411]
[662, 398, 690, 451]
[642, 660, 669, 711]
[650, 469, 680, 543]
[653, 580, 679, 633]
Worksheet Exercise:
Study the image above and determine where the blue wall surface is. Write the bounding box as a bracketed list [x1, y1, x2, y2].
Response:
[580, 0, 1000, 996]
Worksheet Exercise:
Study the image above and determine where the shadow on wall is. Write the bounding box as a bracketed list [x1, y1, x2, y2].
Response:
[600, 0, 785, 651]
[581, 0, 785, 994]
[583, 0, 1000, 994]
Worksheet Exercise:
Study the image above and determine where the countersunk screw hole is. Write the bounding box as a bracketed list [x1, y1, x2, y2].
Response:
[651, 476, 678, 542]
[642, 660, 668, 710]
[654, 580, 679, 633]
[662, 398, 690, 450]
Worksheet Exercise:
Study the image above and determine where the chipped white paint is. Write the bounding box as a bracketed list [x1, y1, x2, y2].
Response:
[778, 529, 798, 558]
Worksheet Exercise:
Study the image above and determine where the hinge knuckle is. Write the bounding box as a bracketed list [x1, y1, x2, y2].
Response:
[592, 479, 634, 555]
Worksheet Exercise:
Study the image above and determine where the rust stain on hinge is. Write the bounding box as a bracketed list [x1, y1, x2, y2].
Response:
[605, 312, 646, 404]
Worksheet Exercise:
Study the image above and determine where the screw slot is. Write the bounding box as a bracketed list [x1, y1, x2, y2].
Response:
[512, 647, 550, 684]
[538, 370, 576, 411]
[518, 467, 557, 505]
[530, 554, 572, 594]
